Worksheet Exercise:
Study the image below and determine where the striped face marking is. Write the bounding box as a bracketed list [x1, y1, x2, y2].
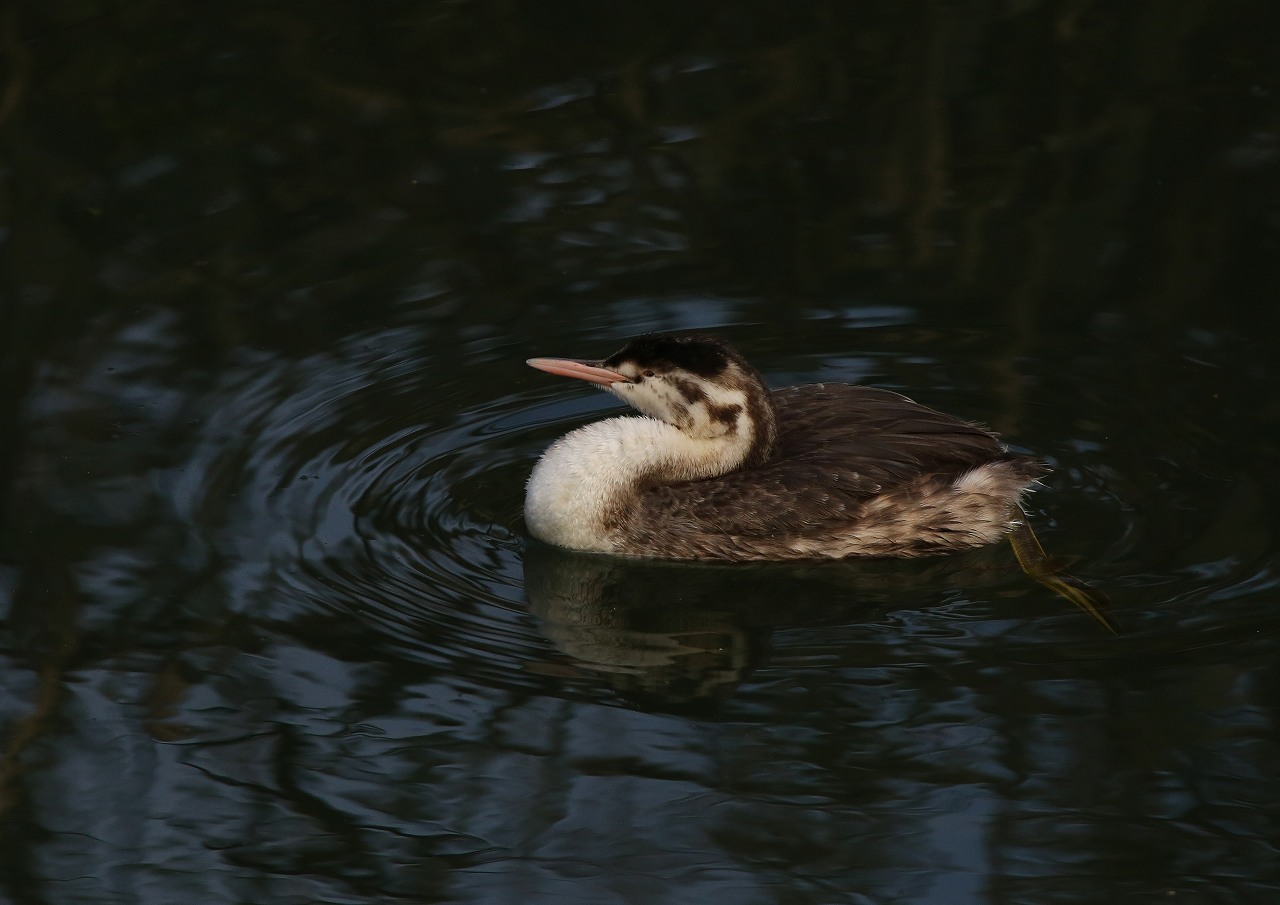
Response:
[586, 334, 779, 467]
[609, 363, 749, 439]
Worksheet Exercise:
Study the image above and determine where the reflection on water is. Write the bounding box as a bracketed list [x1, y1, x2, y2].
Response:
[523, 536, 1122, 712]
[524, 543, 769, 711]
[4, 1, 1280, 903]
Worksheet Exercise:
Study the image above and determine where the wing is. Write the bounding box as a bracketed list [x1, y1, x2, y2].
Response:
[771, 384, 1012, 484]
[634, 384, 1039, 538]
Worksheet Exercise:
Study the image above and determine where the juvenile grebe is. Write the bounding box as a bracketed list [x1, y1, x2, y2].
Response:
[525, 334, 1047, 562]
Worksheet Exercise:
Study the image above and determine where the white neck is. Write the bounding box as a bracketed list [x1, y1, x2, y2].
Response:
[525, 414, 755, 553]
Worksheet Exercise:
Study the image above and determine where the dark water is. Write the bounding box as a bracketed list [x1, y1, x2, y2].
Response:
[3, 2, 1280, 903]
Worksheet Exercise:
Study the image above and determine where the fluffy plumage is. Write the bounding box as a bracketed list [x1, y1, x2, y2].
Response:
[525, 334, 1045, 561]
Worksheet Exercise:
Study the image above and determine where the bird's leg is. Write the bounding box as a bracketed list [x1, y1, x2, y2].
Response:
[1008, 511, 1119, 634]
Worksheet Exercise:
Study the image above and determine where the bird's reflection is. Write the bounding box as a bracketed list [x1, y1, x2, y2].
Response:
[522, 539, 1104, 712]
[522, 542, 771, 713]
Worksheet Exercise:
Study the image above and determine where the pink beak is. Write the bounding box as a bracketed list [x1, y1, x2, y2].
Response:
[527, 357, 628, 387]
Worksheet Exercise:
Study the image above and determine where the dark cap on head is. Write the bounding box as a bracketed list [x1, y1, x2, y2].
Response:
[603, 334, 736, 378]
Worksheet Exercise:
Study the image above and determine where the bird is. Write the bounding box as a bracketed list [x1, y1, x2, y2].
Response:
[524, 333, 1048, 562]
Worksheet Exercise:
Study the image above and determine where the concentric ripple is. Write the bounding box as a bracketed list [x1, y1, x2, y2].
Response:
[165, 324, 1280, 693]
[170, 328, 589, 685]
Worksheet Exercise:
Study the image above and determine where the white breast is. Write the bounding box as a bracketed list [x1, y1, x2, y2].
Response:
[525, 413, 754, 553]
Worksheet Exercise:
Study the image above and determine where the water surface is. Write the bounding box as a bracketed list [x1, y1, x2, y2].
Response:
[3, 3, 1279, 903]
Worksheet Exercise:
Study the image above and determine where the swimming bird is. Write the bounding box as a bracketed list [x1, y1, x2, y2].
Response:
[524, 334, 1048, 562]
